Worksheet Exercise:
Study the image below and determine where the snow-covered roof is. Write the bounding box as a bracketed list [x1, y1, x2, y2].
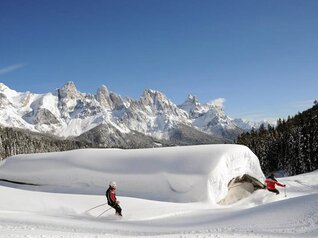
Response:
[0, 144, 264, 203]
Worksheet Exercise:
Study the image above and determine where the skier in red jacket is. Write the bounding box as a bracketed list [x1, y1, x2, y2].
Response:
[265, 173, 286, 195]
[106, 181, 122, 216]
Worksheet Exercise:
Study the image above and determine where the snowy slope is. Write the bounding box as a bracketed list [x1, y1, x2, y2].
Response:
[0, 145, 317, 237]
[179, 95, 238, 133]
[232, 118, 273, 131]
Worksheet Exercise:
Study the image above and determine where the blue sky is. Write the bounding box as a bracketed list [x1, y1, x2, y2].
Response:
[1, 0, 317, 122]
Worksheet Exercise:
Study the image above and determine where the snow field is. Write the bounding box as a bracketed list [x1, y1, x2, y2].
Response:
[0, 183, 317, 237]
[0, 145, 317, 237]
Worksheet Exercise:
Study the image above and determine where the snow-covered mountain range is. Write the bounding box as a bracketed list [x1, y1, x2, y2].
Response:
[0, 82, 266, 145]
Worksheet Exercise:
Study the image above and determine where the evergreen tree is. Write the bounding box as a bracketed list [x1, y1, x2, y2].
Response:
[0, 127, 91, 160]
[237, 104, 318, 176]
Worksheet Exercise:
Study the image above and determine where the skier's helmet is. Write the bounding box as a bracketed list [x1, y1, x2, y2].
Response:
[109, 181, 117, 188]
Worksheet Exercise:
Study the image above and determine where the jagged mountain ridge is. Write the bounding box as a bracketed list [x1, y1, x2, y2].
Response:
[0, 81, 252, 145]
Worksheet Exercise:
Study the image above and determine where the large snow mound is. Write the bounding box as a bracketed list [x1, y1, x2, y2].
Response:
[0, 144, 264, 203]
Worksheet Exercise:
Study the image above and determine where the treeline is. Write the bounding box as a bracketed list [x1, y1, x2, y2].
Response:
[237, 103, 318, 176]
[0, 127, 91, 160]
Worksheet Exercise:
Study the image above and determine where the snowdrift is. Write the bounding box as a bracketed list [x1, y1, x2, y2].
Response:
[0, 144, 264, 203]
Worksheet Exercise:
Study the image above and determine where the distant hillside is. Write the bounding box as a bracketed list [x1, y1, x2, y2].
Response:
[237, 103, 318, 176]
[0, 126, 90, 160]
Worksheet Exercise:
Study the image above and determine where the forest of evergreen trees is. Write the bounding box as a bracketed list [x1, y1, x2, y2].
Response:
[0, 127, 90, 160]
[237, 103, 318, 176]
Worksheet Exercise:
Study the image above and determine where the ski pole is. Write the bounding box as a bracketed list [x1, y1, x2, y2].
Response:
[284, 185, 287, 197]
[97, 207, 112, 217]
[85, 203, 107, 213]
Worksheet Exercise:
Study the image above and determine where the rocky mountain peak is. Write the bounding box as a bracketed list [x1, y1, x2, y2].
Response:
[0, 83, 19, 100]
[96, 85, 112, 109]
[178, 95, 202, 115]
[59, 81, 78, 99]
[98, 85, 109, 95]
[0, 83, 8, 91]
[142, 89, 162, 99]
[187, 95, 200, 104]
[140, 89, 176, 113]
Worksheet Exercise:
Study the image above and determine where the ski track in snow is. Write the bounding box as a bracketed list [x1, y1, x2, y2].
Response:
[0, 187, 318, 237]
[1, 177, 317, 238]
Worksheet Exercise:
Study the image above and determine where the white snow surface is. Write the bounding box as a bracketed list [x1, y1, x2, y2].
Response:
[0, 144, 317, 238]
